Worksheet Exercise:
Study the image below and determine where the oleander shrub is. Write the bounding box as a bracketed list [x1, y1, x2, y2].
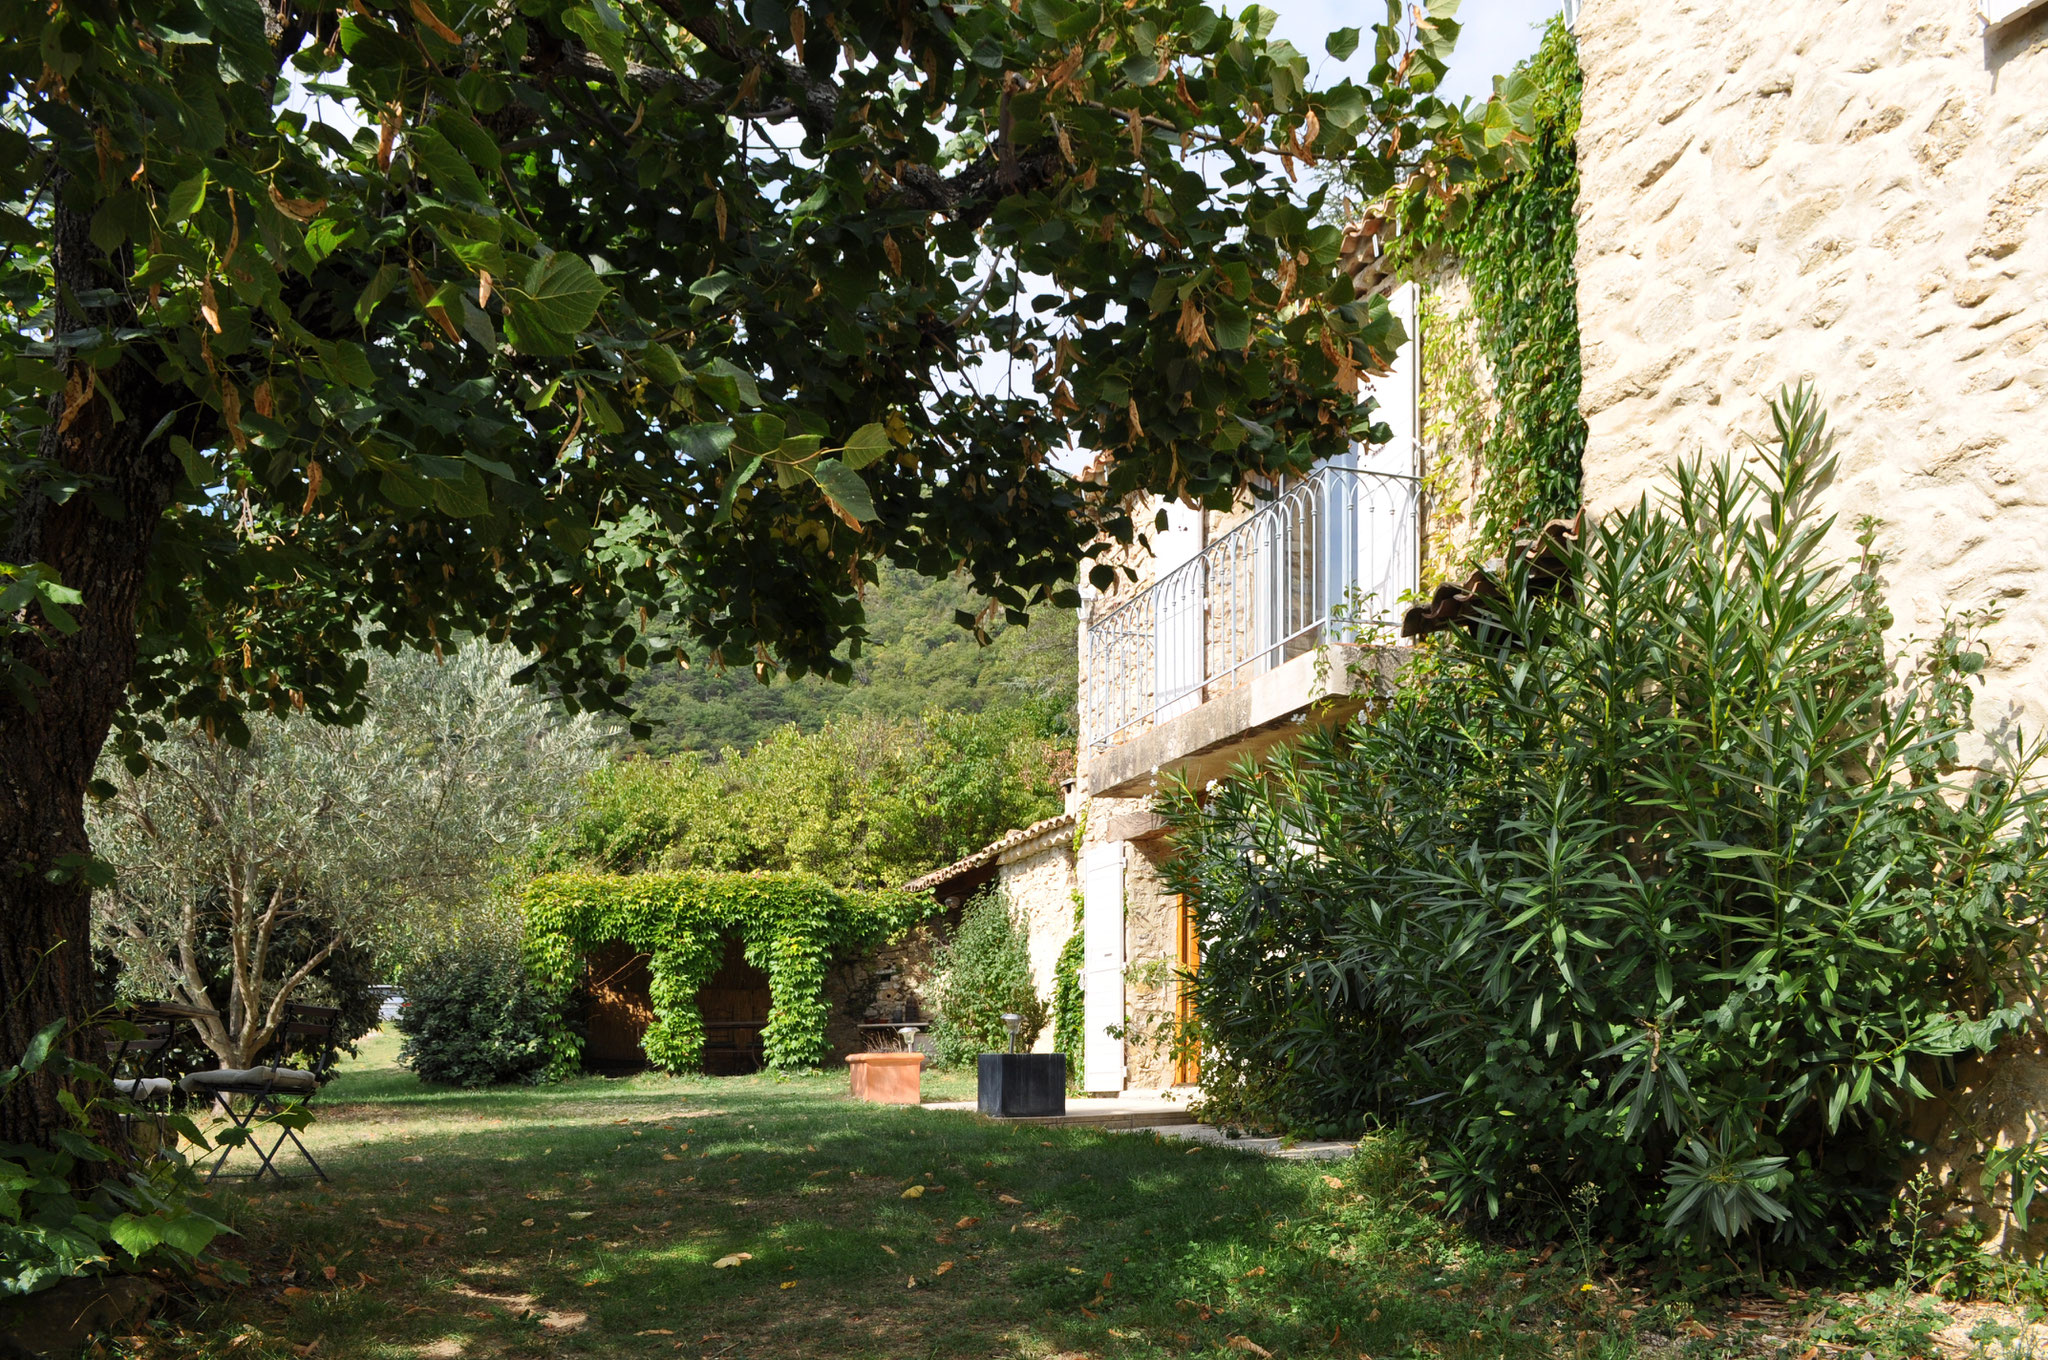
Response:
[395, 942, 553, 1087]
[1164, 389, 2048, 1261]
[929, 888, 1048, 1068]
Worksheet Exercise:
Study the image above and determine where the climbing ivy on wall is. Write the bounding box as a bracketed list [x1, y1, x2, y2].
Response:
[523, 873, 936, 1078]
[1051, 895, 1086, 1090]
[1386, 16, 1586, 551]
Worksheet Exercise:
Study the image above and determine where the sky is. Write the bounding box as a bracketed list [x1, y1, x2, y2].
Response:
[1270, 0, 1565, 107]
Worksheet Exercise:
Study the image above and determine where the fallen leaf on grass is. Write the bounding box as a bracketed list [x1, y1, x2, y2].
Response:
[1322, 1175, 1344, 1189]
[1226, 1338, 1272, 1358]
[320, 1266, 336, 1281]
[661, 1154, 680, 1161]
[399, 1156, 423, 1164]
[1241, 1267, 1266, 1278]
[282, 1287, 308, 1298]
[997, 1194, 1022, 1205]
[955, 1216, 980, 1228]
[712, 1253, 752, 1269]
[428, 1204, 450, 1214]
[780, 1281, 797, 1290]
[901, 1186, 925, 1199]
[566, 1211, 594, 1220]
[373, 1218, 410, 1231]
[635, 1330, 674, 1336]
[935, 1262, 954, 1276]
[879, 1245, 897, 1256]
[520, 1218, 535, 1227]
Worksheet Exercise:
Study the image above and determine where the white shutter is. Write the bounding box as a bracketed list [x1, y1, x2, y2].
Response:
[1080, 841, 1126, 1092]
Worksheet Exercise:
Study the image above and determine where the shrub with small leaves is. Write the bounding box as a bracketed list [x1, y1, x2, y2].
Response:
[929, 888, 1048, 1068]
[395, 943, 553, 1088]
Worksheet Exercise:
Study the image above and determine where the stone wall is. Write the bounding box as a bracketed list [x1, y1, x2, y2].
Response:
[997, 833, 1078, 1054]
[823, 912, 954, 1062]
[1574, 0, 2048, 748]
[1121, 836, 1184, 1091]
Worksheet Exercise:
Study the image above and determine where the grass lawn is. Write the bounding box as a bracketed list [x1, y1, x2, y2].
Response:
[117, 1036, 1902, 1360]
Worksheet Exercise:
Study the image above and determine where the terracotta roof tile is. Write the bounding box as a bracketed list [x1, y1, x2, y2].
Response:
[899, 812, 1078, 894]
[1401, 516, 1582, 639]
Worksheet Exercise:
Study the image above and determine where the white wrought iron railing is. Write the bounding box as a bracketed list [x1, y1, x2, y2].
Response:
[1080, 462, 1423, 751]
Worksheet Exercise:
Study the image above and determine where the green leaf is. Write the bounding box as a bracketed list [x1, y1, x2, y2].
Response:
[689, 272, 738, 302]
[504, 253, 607, 356]
[1324, 26, 1360, 60]
[355, 262, 402, 325]
[715, 455, 764, 524]
[670, 423, 735, 463]
[19, 1020, 63, 1074]
[1120, 55, 1160, 86]
[164, 174, 207, 224]
[408, 125, 489, 204]
[840, 422, 891, 471]
[562, 5, 629, 75]
[809, 457, 877, 524]
[108, 1213, 164, 1259]
[430, 464, 491, 517]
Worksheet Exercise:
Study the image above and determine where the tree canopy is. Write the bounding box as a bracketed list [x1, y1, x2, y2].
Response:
[2, 0, 1520, 748]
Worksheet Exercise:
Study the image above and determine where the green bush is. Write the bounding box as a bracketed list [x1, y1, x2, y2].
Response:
[395, 943, 553, 1087]
[929, 889, 1048, 1067]
[1164, 389, 2048, 1261]
[2, 1020, 236, 1297]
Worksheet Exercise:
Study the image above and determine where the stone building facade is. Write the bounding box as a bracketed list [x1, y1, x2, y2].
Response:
[1573, 0, 2048, 746]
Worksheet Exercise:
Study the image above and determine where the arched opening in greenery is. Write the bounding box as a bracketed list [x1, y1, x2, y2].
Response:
[522, 872, 936, 1078]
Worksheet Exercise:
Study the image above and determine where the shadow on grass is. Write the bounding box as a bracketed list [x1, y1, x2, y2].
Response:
[167, 1038, 1612, 1360]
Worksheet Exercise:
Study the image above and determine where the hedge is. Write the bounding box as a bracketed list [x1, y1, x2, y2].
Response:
[523, 871, 938, 1078]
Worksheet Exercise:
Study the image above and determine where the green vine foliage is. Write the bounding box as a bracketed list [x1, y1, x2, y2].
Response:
[1052, 898, 1086, 1090]
[522, 873, 935, 1079]
[1383, 17, 1586, 550]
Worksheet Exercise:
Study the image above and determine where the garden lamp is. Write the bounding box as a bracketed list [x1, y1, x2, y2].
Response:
[1002, 1013, 1023, 1054]
[898, 1026, 918, 1052]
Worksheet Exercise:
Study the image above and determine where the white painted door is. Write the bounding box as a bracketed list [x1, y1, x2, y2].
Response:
[1080, 841, 1126, 1093]
[1151, 501, 1205, 723]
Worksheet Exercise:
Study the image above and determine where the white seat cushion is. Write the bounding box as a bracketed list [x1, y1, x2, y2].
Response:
[179, 1066, 319, 1094]
[113, 1077, 173, 1099]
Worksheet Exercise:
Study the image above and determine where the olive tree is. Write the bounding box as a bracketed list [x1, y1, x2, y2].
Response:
[89, 643, 602, 1067]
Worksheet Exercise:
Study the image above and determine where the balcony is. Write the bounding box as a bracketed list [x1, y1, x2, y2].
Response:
[1078, 461, 1422, 799]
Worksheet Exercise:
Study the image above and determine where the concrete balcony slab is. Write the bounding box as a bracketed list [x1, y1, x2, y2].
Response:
[1080, 644, 1410, 802]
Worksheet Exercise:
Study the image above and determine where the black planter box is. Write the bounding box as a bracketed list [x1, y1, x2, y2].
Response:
[977, 1053, 1066, 1118]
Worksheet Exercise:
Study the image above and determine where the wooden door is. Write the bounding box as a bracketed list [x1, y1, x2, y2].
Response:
[698, 935, 771, 1075]
[584, 942, 654, 1071]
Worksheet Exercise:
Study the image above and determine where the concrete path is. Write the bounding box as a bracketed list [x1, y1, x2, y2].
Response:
[1123, 1122, 1358, 1161]
[920, 1094, 1357, 1160]
[920, 1092, 1196, 1129]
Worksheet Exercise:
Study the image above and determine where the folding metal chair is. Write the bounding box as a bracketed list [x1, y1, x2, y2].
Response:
[102, 1021, 177, 1114]
[180, 1004, 340, 1184]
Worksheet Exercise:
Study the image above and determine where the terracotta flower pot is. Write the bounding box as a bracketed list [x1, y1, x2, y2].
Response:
[846, 1051, 925, 1104]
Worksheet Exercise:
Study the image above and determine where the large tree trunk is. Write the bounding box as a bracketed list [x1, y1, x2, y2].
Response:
[0, 190, 182, 1148]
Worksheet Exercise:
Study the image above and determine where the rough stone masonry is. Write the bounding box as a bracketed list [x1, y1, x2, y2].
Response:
[1574, 0, 2048, 750]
